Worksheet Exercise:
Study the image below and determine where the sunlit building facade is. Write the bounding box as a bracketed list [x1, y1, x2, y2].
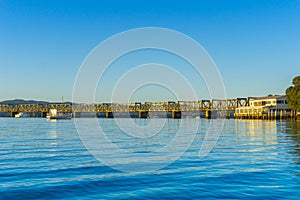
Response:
[235, 95, 291, 118]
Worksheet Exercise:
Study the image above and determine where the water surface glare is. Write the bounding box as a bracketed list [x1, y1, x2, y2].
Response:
[1, 118, 300, 199]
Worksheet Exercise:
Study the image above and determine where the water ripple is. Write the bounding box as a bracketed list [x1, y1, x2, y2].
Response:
[0, 118, 300, 199]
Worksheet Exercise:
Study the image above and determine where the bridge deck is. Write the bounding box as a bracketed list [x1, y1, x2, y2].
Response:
[0, 99, 249, 113]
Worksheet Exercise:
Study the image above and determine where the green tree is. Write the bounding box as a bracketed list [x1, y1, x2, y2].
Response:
[286, 76, 300, 112]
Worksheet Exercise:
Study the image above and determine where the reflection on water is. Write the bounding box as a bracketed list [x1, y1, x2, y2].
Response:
[284, 121, 300, 135]
[281, 121, 300, 164]
[101, 118, 183, 153]
[235, 120, 278, 148]
[233, 119, 300, 166]
[81, 118, 199, 172]
[47, 121, 58, 157]
[1, 118, 300, 199]
[236, 120, 277, 136]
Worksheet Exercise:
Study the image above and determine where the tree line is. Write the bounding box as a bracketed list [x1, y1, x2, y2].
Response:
[286, 76, 300, 116]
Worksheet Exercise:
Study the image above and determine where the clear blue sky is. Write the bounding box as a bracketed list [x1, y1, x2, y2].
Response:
[0, 0, 299, 102]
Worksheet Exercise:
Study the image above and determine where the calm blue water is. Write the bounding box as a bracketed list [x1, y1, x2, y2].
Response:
[0, 118, 300, 199]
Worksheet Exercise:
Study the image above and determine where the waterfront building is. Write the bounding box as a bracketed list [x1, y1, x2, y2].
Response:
[235, 95, 291, 119]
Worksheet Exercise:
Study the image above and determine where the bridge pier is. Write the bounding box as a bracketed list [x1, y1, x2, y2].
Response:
[106, 112, 114, 118]
[206, 110, 218, 119]
[171, 111, 181, 119]
[206, 110, 220, 119]
[227, 111, 235, 119]
[11, 112, 17, 117]
[206, 110, 210, 119]
[139, 111, 148, 118]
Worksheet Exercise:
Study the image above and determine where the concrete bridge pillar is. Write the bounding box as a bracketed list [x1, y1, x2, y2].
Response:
[172, 111, 181, 119]
[106, 112, 114, 118]
[206, 110, 218, 119]
[41, 112, 47, 118]
[11, 112, 17, 117]
[206, 110, 211, 119]
[139, 111, 148, 118]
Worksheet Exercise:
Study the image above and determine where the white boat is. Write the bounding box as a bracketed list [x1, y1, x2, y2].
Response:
[46, 109, 72, 120]
[15, 112, 29, 118]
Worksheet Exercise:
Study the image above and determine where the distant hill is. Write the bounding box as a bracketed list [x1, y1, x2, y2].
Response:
[0, 99, 72, 105]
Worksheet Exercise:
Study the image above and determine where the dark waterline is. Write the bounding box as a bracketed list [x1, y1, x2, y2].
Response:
[0, 118, 300, 199]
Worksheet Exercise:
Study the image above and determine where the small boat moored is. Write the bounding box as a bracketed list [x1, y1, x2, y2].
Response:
[46, 109, 72, 120]
[15, 112, 29, 118]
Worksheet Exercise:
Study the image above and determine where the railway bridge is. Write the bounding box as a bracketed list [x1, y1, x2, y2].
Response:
[0, 98, 249, 119]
